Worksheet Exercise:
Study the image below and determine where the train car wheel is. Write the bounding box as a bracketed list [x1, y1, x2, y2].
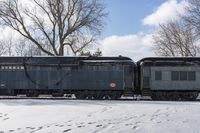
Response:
[109, 92, 121, 100]
[95, 92, 104, 100]
[26, 90, 39, 97]
[75, 92, 86, 99]
[52, 93, 64, 97]
[100, 91, 112, 100]
[151, 92, 166, 101]
[9, 90, 17, 96]
[180, 92, 198, 101]
[86, 94, 93, 100]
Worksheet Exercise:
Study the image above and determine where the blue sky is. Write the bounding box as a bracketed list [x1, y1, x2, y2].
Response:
[103, 0, 167, 37]
[101, 0, 188, 60]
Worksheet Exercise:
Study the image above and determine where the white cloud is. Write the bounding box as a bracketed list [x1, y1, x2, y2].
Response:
[100, 33, 155, 61]
[143, 0, 188, 26]
[100, 0, 190, 61]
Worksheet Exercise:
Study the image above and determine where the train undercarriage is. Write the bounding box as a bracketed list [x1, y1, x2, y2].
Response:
[0, 89, 199, 101]
[150, 91, 199, 101]
[0, 89, 124, 100]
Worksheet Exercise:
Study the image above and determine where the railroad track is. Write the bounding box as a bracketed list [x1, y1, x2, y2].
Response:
[0, 96, 200, 101]
[0, 95, 149, 101]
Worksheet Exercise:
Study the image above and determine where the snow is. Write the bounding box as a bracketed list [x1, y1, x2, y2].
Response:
[0, 100, 200, 133]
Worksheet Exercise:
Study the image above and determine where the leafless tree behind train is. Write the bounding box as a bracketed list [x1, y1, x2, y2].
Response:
[153, 20, 200, 57]
[0, 0, 107, 56]
[153, 0, 200, 57]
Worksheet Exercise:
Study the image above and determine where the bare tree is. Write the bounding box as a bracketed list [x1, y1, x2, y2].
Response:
[0, 0, 107, 56]
[183, 0, 200, 39]
[153, 20, 200, 57]
[0, 41, 8, 56]
[15, 38, 44, 56]
[15, 39, 27, 56]
[79, 48, 102, 56]
[6, 36, 14, 56]
[92, 48, 102, 57]
[0, 35, 15, 56]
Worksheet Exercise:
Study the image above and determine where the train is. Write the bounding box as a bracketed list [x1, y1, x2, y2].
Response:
[0, 56, 199, 100]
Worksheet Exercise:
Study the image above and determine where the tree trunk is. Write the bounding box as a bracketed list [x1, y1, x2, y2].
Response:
[59, 45, 64, 56]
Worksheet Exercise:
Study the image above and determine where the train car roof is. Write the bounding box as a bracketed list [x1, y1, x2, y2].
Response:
[138, 57, 200, 66]
[0, 56, 135, 65]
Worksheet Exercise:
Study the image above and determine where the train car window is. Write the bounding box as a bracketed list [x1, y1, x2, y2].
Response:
[96, 66, 103, 70]
[112, 65, 117, 70]
[180, 71, 187, 80]
[88, 65, 111, 71]
[65, 67, 71, 71]
[116, 65, 123, 70]
[87, 65, 97, 71]
[1, 66, 4, 69]
[188, 71, 195, 81]
[13, 66, 16, 69]
[88, 66, 93, 70]
[171, 71, 179, 80]
[155, 71, 162, 80]
[95, 66, 99, 70]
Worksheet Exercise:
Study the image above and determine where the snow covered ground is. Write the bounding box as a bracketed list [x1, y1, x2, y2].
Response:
[0, 100, 200, 133]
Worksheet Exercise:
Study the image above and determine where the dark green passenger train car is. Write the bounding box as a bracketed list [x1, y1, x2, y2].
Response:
[0, 56, 135, 99]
